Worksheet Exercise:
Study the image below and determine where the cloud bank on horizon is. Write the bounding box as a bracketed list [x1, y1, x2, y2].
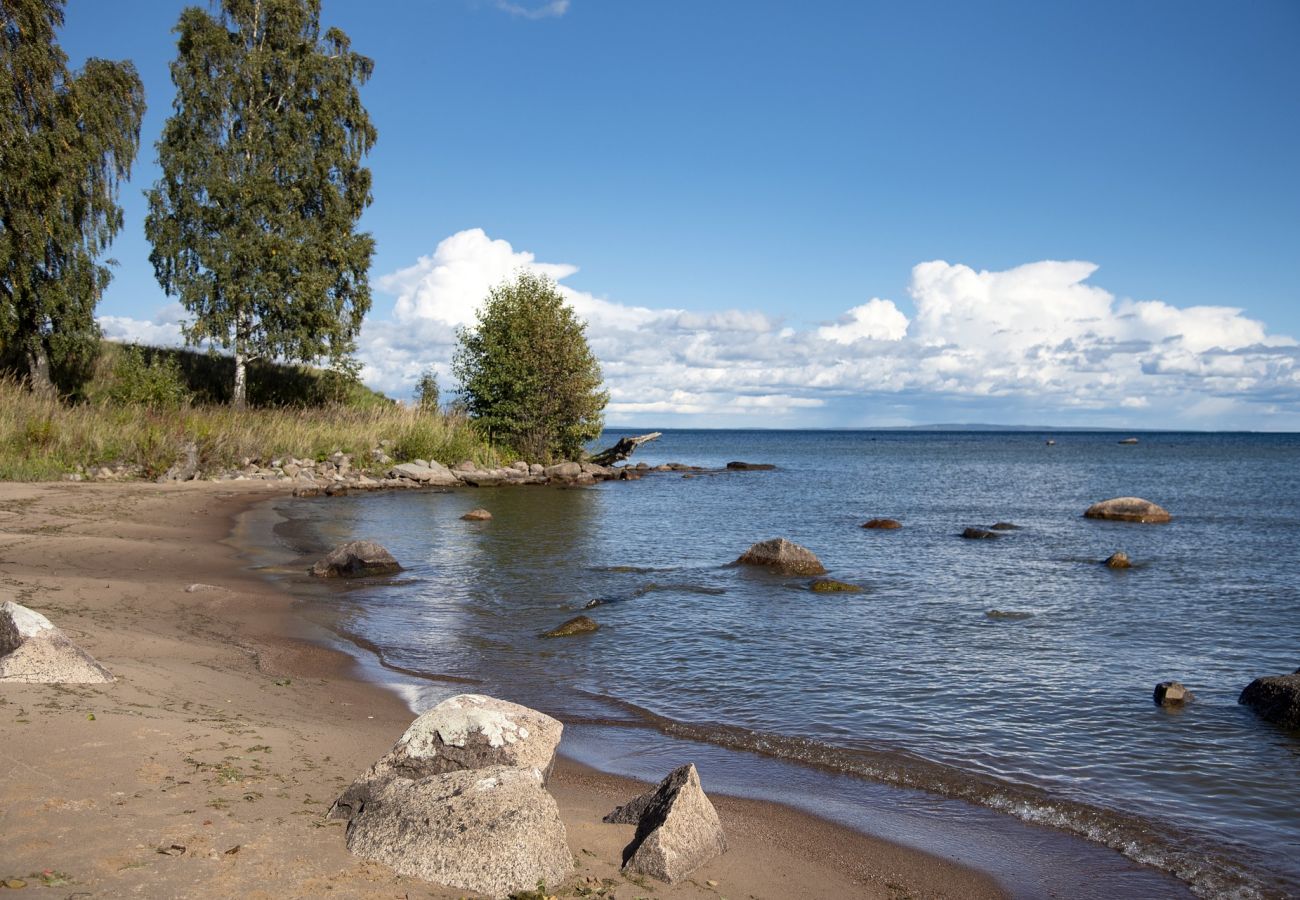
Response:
[100, 227, 1300, 429]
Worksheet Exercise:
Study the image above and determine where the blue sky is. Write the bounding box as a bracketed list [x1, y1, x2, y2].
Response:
[61, 0, 1300, 428]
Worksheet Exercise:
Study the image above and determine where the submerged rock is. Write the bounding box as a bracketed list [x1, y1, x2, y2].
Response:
[310, 540, 402, 578]
[862, 518, 902, 530]
[725, 461, 776, 471]
[809, 578, 862, 593]
[542, 615, 600, 638]
[461, 508, 493, 521]
[0, 600, 114, 684]
[734, 538, 827, 576]
[1154, 681, 1192, 706]
[961, 527, 999, 540]
[990, 522, 1021, 531]
[1239, 672, 1300, 729]
[1104, 551, 1133, 569]
[613, 763, 727, 883]
[1084, 497, 1171, 523]
[343, 765, 571, 899]
[985, 609, 1033, 620]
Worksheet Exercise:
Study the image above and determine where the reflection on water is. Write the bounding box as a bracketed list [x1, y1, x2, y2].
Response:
[267, 430, 1300, 899]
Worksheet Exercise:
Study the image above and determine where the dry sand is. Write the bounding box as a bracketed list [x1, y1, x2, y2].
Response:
[0, 481, 1005, 899]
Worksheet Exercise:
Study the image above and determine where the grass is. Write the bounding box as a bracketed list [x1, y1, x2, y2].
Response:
[0, 369, 507, 482]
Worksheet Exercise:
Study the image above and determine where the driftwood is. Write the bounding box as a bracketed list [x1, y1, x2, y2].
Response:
[589, 432, 661, 467]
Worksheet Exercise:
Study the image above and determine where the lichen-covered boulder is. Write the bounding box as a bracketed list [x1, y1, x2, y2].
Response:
[310, 540, 401, 578]
[542, 615, 599, 638]
[330, 694, 563, 821]
[862, 518, 902, 529]
[0, 600, 113, 684]
[1239, 672, 1300, 729]
[343, 765, 572, 899]
[1084, 497, 1171, 523]
[734, 538, 826, 576]
[614, 763, 727, 883]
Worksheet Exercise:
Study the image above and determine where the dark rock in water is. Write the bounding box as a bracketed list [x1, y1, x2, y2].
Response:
[461, 508, 492, 521]
[1154, 681, 1192, 706]
[584, 598, 606, 610]
[985, 609, 1033, 620]
[1119, 437, 1140, 444]
[990, 522, 1021, 530]
[615, 763, 727, 883]
[542, 615, 599, 638]
[961, 527, 999, 540]
[1105, 551, 1132, 569]
[862, 518, 902, 530]
[809, 578, 862, 593]
[310, 540, 401, 578]
[734, 538, 826, 576]
[1084, 497, 1171, 523]
[1239, 673, 1300, 729]
[725, 461, 776, 471]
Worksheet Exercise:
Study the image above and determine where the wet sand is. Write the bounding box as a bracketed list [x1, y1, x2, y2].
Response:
[0, 481, 1004, 898]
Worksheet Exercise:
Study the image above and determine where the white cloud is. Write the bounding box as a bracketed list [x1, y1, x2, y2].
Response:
[362, 231, 1300, 427]
[494, 0, 569, 20]
[98, 302, 188, 347]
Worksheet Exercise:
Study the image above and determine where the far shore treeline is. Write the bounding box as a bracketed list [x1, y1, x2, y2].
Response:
[0, 0, 607, 474]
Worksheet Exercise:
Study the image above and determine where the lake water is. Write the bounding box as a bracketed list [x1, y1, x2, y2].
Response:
[265, 430, 1300, 898]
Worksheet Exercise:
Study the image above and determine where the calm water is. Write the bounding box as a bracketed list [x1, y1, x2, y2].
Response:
[273, 430, 1300, 898]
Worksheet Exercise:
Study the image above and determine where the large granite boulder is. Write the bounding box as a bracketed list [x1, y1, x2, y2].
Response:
[544, 461, 582, 480]
[388, 461, 460, 486]
[0, 600, 113, 684]
[612, 763, 727, 883]
[310, 540, 401, 578]
[1084, 497, 1171, 523]
[1239, 671, 1300, 729]
[734, 538, 826, 576]
[343, 765, 571, 899]
[331, 693, 563, 821]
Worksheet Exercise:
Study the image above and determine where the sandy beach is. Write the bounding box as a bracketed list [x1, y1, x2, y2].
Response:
[0, 481, 1005, 899]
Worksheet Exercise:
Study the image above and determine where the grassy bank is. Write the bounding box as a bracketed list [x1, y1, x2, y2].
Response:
[0, 378, 505, 481]
[1, 342, 507, 481]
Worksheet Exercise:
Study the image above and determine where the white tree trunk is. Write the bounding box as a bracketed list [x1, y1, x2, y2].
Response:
[233, 346, 248, 410]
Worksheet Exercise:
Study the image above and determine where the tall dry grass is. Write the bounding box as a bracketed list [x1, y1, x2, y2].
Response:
[0, 378, 506, 481]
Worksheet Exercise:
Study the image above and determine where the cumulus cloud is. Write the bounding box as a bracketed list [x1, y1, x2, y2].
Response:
[494, 0, 569, 20]
[358, 229, 1300, 427]
[98, 302, 189, 347]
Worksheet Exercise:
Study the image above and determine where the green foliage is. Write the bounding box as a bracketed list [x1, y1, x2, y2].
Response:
[415, 368, 440, 411]
[145, 0, 376, 407]
[101, 345, 192, 408]
[0, 0, 145, 393]
[453, 271, 607, 462]
[0, 374, 501, 482]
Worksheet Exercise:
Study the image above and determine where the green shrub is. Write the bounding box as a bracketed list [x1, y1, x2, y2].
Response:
[103, 345, 192, 407]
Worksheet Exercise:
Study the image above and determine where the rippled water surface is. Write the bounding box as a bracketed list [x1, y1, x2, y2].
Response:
[279, 430, 1300, 897]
